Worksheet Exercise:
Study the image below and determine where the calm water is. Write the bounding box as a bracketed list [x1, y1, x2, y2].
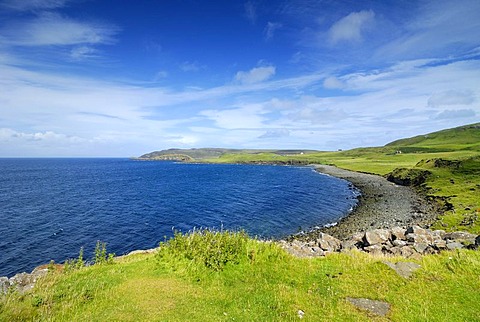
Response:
[0, 159, 358, 277]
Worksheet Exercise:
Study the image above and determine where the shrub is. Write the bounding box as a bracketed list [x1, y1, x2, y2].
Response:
[156, 229, 249, 271]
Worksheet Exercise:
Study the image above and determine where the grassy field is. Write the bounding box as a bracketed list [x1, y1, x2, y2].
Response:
[1, 123, 479, 321]
[2, 231, 479, 321]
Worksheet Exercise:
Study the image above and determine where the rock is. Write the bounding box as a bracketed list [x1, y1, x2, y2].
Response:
[0, 276, 10, 294]
[405, 225, 426, 235]
[392, 239, 407, 247]
[390, 227, 406, 240]
[364, 245, 383, 255]
[346, 297, 390, 317]
[444, 232, 477, 244]
[400, 246, 415, 258]
[433, 239, 447, 249]
[432, 230, 446, 239]
[341, 239, 358, 251]
[317, 233, 341, 252]
[364, 229, 391, 246]
[383, 261, 421, 279]
[446, 242, 464, 250]
[476, 235, 480, 248]
[9, 272, 35, 294]
[414, 243, 429, 254]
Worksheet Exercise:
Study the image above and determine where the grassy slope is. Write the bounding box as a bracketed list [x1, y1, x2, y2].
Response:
[2, 232, 479, 321]
[2, 123, 479, 321]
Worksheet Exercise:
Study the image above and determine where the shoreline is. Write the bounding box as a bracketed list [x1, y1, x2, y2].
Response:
[306, 164, 440, 240]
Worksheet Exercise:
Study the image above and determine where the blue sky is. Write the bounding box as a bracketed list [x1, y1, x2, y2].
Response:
[0, 0, 479, 157]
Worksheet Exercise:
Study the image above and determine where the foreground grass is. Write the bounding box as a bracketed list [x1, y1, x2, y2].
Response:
[1, 231, 479, 321]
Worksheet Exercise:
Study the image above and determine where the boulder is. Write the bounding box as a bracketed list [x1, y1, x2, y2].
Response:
[433, 239, 447, 249]
[364, 244, 383, 255]
[392, 239, 407, 247]
[390, 227, 406, 241]
[444, 232, 477, 244]
[446, 242, 464, 250]
[476, 235, 480, 248]
[317, 233, 341, 252]
[413, 243, 429, 254]
[364, 229, 391, 246]
[383, 261, 421, 279]
[400, 246, 415, 258]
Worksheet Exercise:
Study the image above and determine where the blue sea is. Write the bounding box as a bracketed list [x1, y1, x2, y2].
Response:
[0, 158, 359, 277]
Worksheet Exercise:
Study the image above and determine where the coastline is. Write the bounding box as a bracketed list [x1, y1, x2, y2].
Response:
[310, 164, 440, 240]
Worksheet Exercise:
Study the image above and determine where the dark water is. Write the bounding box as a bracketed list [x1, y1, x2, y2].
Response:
[0, 159, 358, 277]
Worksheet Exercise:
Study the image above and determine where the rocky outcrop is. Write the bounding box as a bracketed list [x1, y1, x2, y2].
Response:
[0, 265, 50, 295]
[280, 226, 479, 259]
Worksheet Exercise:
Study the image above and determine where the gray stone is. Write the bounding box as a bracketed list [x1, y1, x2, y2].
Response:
[400, 246, 415, 258]
[432, 230, 446, 239]
[476, 235, 480, 248]
[414, 242, 429, 254]
[390, 227, 406, 240]
[364, 244, 383, 255]
[446, 242, 464, 250]
[383, 261, 421, 279]
[444, 232, 477, 244]
[364, 229, 391, 246]
[346, 297, 390, 317]
[392, 239, 407, 247]
[433, 239, 447, 249]
[9, 272, 35, 294]
[341, 239, 358, 251]
[0, 276, 11, 294]
[317, 233, 341, 252]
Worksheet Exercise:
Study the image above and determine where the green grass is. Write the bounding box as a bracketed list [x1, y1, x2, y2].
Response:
[1, 232, 479, 321]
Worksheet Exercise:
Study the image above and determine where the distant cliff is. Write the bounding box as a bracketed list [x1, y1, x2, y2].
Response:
[137, 148, 318, 161]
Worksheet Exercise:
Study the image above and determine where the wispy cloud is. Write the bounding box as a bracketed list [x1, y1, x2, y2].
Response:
[235, 65, 276, 84]
[244, 1, 257, 24]
[328, 10, 375, 44]
[1, 0, 69, 11]
[1, 13, 119, 47]
[180, 61, 204, 72]
[376, 0, 480, 59]
[264, 22, 282, 40]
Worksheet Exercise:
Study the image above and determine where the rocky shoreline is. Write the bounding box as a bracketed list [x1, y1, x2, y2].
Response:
[307, 164, 441, 240]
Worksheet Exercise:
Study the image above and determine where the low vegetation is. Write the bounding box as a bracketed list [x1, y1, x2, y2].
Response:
[2, 123, 479, 321]
[2, 232, 479, 321]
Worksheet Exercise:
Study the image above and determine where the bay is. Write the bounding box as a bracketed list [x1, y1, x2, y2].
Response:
[0, 158, 358, 277]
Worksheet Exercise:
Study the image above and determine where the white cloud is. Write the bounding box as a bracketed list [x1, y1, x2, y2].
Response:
[323, 76, 344, 89]
[328, 10, 375, 44]
[235, 65, 276, 84]
[70, 46, 98, 61]
[258, 128, 290, 139]
[264, 22, 282, 40]
[434, 109, 476, 120]
[2, 13, 118, 46]
[1, 0, 69, 11]
[180, 61, 204, 72]
[0, 128, 85, 143]
[200, 104, 266, 129]
[428, 90, 475, 108]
